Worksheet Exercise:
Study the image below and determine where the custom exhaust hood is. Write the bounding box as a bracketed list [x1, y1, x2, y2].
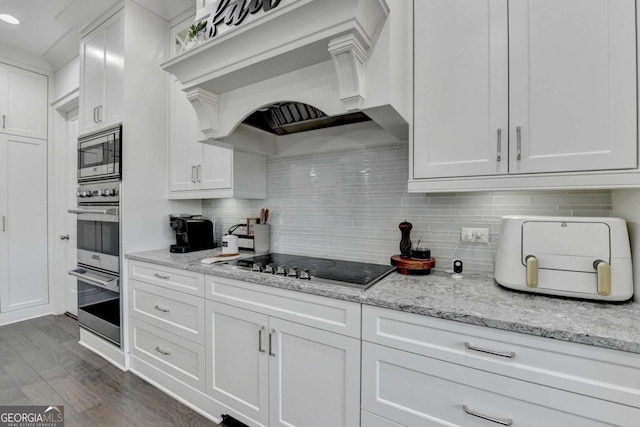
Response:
[161, 0, 412, 156]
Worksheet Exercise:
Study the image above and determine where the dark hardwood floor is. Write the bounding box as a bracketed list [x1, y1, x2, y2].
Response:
[0, 315, 218, 426]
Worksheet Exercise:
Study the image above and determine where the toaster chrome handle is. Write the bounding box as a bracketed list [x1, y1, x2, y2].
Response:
[594, 260, 611, 296]
[525, 255, 538, 288]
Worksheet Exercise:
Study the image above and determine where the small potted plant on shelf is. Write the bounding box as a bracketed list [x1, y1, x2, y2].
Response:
[187, 21, 207, 48]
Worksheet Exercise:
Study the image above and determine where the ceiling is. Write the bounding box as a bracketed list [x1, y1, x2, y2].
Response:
[0, 0, 195, 71]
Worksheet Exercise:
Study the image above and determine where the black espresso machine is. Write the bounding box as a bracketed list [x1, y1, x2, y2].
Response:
[170, 214, 215, 253]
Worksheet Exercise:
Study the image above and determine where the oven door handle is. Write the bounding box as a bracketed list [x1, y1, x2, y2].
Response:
[68, 208, 119, 216]
[68, 269, 120, 292]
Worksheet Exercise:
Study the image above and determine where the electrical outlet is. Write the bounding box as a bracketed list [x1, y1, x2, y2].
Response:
[460, 227, 489, 243]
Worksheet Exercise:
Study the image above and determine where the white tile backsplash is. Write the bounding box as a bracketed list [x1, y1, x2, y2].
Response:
[202, 140, 612, 273]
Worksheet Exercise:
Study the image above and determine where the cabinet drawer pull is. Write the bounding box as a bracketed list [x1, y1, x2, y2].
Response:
[154, 273, 170, 280]
[463, 405, 512, 426]
[154, 305, 170, 313]
[155, 346, 171, 356]
[516, 125, 522, 160]
[465, 342, 515, 359]
[496, 128, 502, 161]
[268, 329, 276, 356]
[258, 326, 266, 353]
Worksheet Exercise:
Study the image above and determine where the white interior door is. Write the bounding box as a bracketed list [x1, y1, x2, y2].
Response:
[65, 110, 79, 316]
[508, 0, 637, 174]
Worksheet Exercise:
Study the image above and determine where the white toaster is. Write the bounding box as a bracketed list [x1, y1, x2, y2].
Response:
[495, 215, 633, 301]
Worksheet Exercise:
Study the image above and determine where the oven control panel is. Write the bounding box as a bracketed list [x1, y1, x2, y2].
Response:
[76, 181, 120, 205]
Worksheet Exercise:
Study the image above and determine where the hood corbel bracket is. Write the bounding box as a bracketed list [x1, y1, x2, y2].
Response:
[185, 87, 219, 138]
[329, 32, 368, 111]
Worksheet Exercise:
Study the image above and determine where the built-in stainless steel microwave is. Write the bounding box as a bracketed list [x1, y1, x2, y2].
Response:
[78, 124, 121, 182]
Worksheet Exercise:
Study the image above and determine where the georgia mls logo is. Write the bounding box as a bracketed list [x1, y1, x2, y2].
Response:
[197, 0, 283, 40]
[0, 405, 64, 427]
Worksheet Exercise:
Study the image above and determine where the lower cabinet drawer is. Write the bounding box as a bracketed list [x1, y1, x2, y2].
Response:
[361, 411, 405, 427]
[130, 279, 205, 345]
[362, 342, 639, 427]
[131, 318, 205, 392]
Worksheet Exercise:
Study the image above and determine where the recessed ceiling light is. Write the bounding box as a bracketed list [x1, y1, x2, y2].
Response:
[0, 14, 19, 25]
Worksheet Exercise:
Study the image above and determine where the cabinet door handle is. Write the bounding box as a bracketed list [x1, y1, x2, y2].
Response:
[2, 114, 5, 128]
[268, 329, 276, 356]
[191, 166, 196, 183]
[197, 165, 201, 182]
[463, 405, 512, 426]
[516, 126, 522, 160]
[154, 305, 170, 313]
[93, 107, 97, 123]
[2, 215, 5, 232]
[496, 128, 502, 162]
[154, 273, 170, 280]
[465, 342, 515, 359]
[97, 105, 103, 122]
[155, 346, 171, 356]
[258, 326, 266, 353]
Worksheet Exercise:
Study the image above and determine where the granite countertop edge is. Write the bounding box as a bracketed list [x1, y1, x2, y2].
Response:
[125, 249, 640, 355]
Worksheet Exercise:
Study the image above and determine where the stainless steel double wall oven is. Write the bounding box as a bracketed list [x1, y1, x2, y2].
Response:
[69, 125, 123, 347]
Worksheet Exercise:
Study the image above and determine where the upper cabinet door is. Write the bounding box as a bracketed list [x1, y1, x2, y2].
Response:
[102, 16, 124, 127]
[509, 0, 637, 174]
[79, 11, 124, 136]
[2, 66, 48, 140]
[79, 30, 105, 134]
[413, 0, 508, 179]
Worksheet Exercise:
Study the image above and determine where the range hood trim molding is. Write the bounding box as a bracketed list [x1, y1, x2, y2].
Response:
[328, 32, 368, 111]
[163, 0, 412, 156]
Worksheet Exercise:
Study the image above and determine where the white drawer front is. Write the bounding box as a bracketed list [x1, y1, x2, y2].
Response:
[131, 318, 205, 392]
[129, 261, 205, 296]
[130, 279, 205, 345]
[361, 411, 405, 427]
[362, 342, 639, 427]
[362, 306, 640, 407]
[206, 275, 361, 338]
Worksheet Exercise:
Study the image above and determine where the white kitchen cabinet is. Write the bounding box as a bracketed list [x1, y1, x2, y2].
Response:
[413, 0, 508, 179]
[205, 276, 361, 427]
[268, 316, 360, 427]
[167, 17, 265, 200]
[0, 64, 48, 140]
[79, 10, 124, 136]
[206, 301, 269, 426]
[411, 0, 638, 191]
[0, 135, 48, 312]
[168, 71, 265, 199]
[362, 305, 640, 426]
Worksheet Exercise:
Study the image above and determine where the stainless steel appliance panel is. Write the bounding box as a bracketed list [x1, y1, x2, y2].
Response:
[78, 125, 121, 182]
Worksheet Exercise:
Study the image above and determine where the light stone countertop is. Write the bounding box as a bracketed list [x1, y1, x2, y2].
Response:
[126, 249, 640, 354]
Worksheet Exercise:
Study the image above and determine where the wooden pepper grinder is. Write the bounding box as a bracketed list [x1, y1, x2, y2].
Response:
[399, 220, 412, 257]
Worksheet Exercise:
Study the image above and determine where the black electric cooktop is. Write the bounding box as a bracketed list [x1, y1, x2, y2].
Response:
[222, 253, 396, 290]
